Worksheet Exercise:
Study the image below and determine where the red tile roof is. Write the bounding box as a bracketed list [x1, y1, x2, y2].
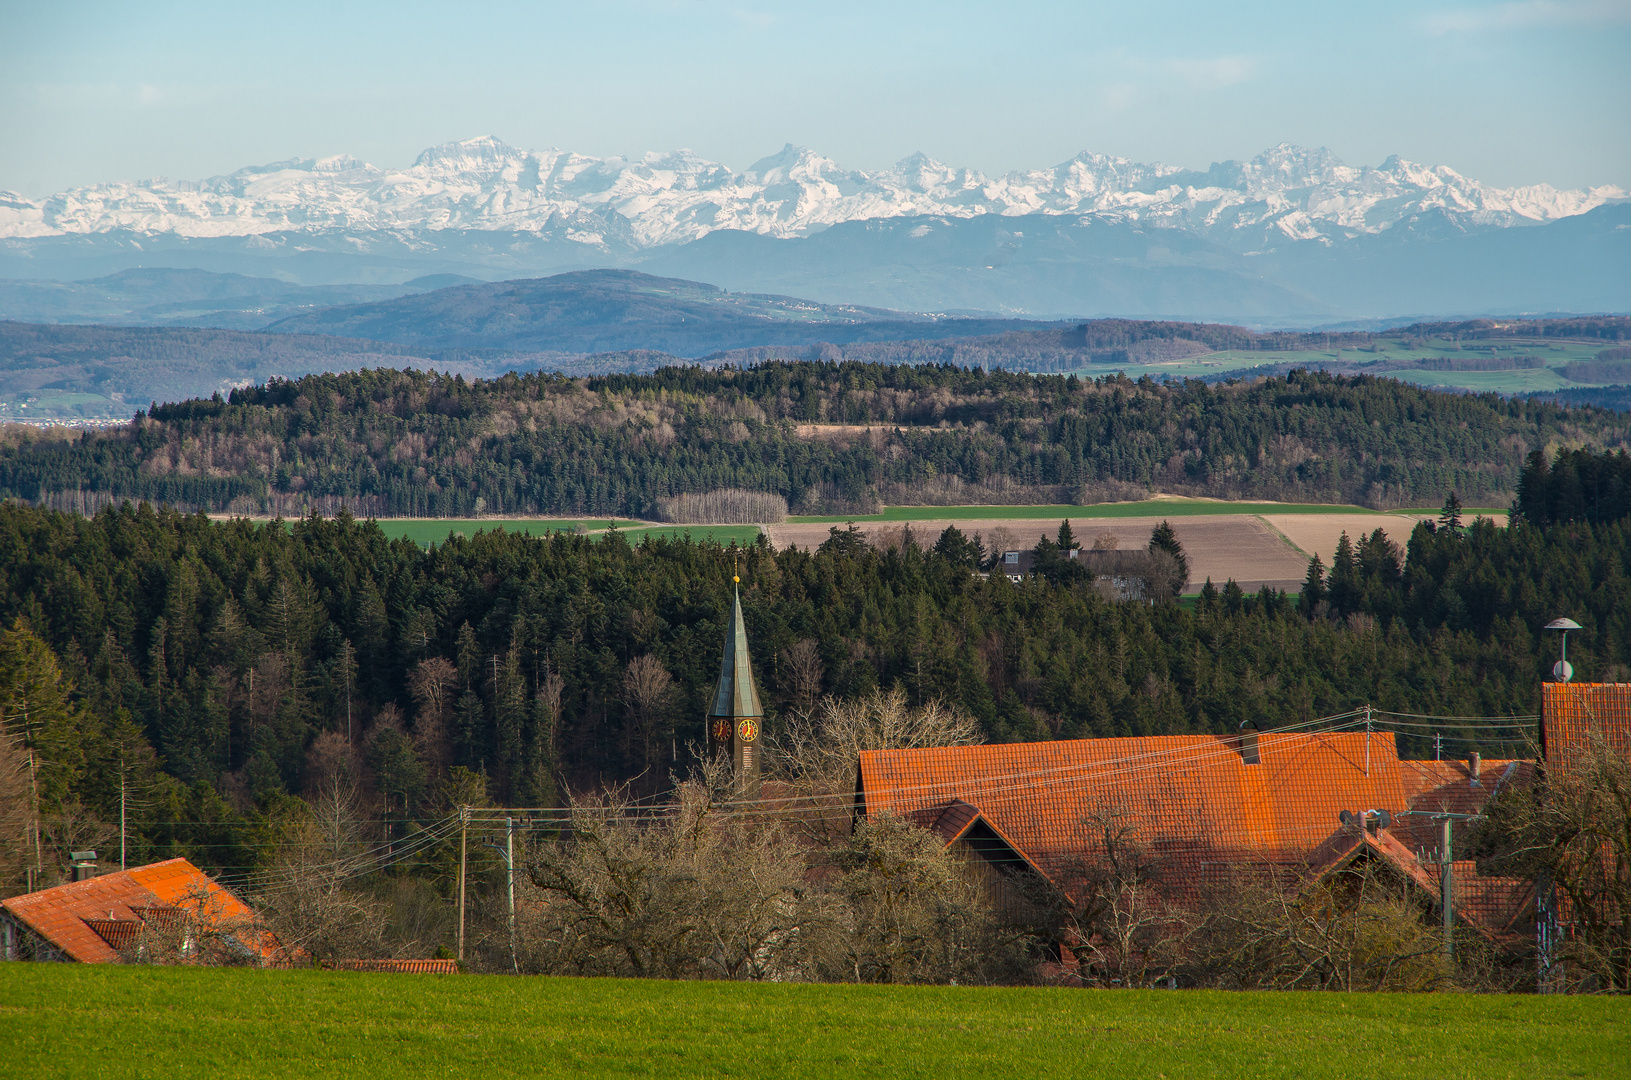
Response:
[323, 959, 458, 973]
[864, 732, 1436, 874]
[1, 858, 267, 964]
[859, 731, 1528, 930]
[1542, 682, 1631, 770]
[1307, 826, 1533, 939]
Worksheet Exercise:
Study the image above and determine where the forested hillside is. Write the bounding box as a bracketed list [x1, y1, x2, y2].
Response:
[2, 445, 1628, 889]
[3, 363, 1623, 517]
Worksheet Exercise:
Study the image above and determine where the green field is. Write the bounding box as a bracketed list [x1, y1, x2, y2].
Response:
[1062, 338, 1612, 395]
[2, 966, 1623, 1079]
[366, 519, 762, 549]
[792, 500, 1407, 524]
[374, 518, 625, 546]
[618, 524, 762, 547]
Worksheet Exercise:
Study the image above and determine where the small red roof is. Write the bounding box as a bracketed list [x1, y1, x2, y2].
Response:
[1, 858, 266, 964]
[323, 959, 458, 973]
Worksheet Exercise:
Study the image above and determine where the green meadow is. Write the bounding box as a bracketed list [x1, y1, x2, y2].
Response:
[375, 518, 625, 546]
[2, 965, 1623, 1080]
[792, 500, 1409, 524]
[365, 518, 762, 549]
[1063, 338, 1610, 395]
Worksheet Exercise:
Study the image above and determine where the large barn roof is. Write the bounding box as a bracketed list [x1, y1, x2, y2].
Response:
[859, 731, 1523, 885]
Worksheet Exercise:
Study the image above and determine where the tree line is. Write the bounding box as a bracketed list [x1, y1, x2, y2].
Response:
[2, 362, 1623, 518]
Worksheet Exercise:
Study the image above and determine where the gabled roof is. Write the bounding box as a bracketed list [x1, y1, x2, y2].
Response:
[861, 731, 1417, 879]
[1307, 825, 1535, 940]
[860, 731, 1526, 919]
[1542, 682, 1631, 770]
[1, 858, 265, 963]
[708, 587, 762, 719]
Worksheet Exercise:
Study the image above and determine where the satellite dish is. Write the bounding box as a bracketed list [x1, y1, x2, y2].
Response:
[1554, 659, 1574, 683]
[1375, 809, 1393, 830]
[1338, 810, 1356, 827]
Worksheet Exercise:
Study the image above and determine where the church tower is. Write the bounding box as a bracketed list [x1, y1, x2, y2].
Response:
[708, 574, 764, 796]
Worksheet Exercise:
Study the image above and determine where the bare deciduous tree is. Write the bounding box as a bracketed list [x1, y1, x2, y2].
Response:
[807, 812, 1034, 985]
[1477, 732, 1631, 992]
[253, 821, 395, 964]
[1187, 860, 1450, 991]
[654, 489, 787, 524]
[304, 731, 362, 864]
[0, 727, 34, 891]
[621, 655, 675, 776]
[765, 687, 981, 840]
[778, 639, 825, 713]
[1051, 802, 1182, 988]
[524, 770, 808, 980]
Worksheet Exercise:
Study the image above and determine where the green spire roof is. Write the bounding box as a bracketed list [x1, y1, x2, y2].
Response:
[709, 586, 763, 719]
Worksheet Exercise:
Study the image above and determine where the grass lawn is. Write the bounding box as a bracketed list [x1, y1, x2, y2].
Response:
[2, 966, 1624, 1080]
[791, 500, 1392, 524]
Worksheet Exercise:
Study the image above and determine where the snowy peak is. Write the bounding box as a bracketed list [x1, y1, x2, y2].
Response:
[4, 140, 1624, 246]
[412, 135, 526, 171]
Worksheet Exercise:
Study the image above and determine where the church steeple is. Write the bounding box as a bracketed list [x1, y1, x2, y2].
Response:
[708, 574, 763, 795]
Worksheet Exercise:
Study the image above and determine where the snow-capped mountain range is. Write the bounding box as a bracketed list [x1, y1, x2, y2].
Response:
[1, 137, 1622, 250]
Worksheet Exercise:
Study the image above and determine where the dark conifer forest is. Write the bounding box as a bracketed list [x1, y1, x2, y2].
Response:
[3, 446, 1629, 889]
[2, 362, 1625, 516]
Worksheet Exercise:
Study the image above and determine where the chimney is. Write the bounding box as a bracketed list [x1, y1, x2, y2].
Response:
[1237, 722, 1260, 765]
[1469, 752, 1481, 786]
[70, 851, 97, 882]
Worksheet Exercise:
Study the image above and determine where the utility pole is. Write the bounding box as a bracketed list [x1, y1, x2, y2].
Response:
[120, 769, 127, 871]
[457, 806, 469, 963]
[1439, 817, 1454, 961]
[506, 816, 517, 974]
[484, 816, 519, 974]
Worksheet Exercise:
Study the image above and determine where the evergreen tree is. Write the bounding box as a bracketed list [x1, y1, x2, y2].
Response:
[1148, 520, 1189, 586]
[1327, 533, 1358, 615]
[1439, 491, 1465, 534]
[1298, 554, 1326, 618]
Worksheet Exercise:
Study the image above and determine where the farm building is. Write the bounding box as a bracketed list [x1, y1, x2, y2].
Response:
[1, 857, 278, 964]
[854, 688, 1631, 948]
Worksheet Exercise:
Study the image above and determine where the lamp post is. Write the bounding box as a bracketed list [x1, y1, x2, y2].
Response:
[1544, 618, 1581, 682]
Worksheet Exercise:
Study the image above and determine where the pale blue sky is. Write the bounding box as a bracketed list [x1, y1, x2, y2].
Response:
[2, 0, 1627, 195]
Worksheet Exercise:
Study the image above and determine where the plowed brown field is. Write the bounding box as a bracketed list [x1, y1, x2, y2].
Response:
[766, 514, 1311, 591]
[766, 510, 1511, 592]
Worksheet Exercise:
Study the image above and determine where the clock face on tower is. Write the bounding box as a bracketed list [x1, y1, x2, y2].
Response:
[737, 718, 759, 742]
[711, 719, 731, 742]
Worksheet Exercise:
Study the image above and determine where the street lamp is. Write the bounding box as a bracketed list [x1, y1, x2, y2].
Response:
[1544, 618, 1582, 683]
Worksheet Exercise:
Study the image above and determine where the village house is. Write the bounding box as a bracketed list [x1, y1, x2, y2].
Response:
[2, 856, 459, 972]
[1, 857, 278, 964]
[856, 681, 1626, 958]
